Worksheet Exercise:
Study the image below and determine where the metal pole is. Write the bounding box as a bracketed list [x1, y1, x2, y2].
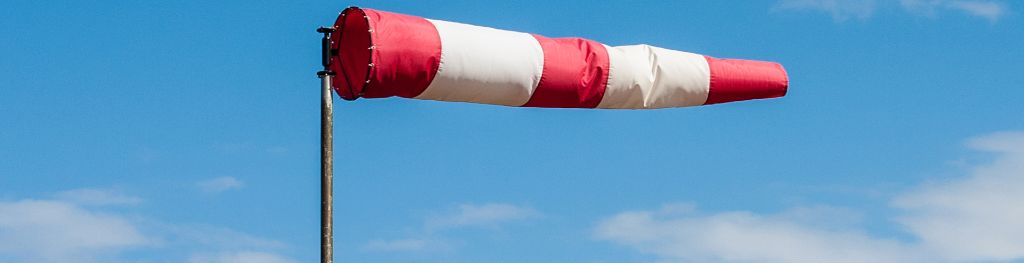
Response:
[317, 26, 335, 263]
[320, 72, 334, 263]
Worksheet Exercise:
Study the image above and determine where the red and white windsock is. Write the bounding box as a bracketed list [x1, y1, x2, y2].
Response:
[329, 7, 788, 109]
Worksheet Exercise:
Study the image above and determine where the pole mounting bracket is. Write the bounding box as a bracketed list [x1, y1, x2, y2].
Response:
[318, 26, 336, 75]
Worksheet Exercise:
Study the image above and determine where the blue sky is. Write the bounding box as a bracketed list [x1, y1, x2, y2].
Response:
[2, 0, 1023, 262]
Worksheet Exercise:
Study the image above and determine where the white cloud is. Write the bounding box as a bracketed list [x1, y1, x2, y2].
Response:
[426, 203, 542, 230]
[596, 131, 1024, 263]
[188, 251, 296, 263]
[0, 200, 150, 263]
[774, 0, 878, 21]
[775, 0, 1009, 22]
[197, 176, 244, 193]
[54, 188, 142, 206]
[893, 131, 1024, 261]
[0, 188, 295, 263]
[364, 203, 540, 253]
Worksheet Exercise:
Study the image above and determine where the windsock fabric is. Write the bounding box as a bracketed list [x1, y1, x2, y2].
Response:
[329, 7, 788, 109]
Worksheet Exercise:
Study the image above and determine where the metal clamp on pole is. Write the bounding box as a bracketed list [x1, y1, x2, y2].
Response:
[317, 26, 335, 263]
[317, 26, 337, 77]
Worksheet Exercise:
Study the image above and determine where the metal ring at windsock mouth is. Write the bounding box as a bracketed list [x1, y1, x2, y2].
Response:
[330, 6, 373, 101]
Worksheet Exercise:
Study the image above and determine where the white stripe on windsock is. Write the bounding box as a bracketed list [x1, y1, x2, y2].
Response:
[415, 19, 545, 107]
[599, 45, 711, 109]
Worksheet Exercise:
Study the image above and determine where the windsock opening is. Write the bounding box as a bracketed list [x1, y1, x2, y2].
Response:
[329, 7, 372, 100]
[330, 7, 443, 101]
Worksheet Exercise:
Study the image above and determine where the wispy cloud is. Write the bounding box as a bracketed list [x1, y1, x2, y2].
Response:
[595, 205, 919, 263]
[952, 1, 1009, 21]
[775, 0, 1009, 22]
[53, 188, 143, 206]
[364, 203, 540, 253]
[901, 0, 1008, 22]
[774, 0, 878, 21]
[426, 203, 542, 230]
[363, 238, 452, 253]
[0, 188, 294, 263]
[197, 176, 244, 193]
[596, 131, 1024, 263]
[154, 222, 288, 251]
[188, 251, 296, 263]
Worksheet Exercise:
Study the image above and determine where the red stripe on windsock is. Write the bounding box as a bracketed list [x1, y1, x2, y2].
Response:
[363, 9, 442, 98]
[522, 36, 609, 108]
[332, 8, 442, 99]
[704, 56, 789, 105]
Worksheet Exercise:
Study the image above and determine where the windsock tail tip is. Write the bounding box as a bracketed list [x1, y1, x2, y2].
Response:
[704, 57, 788, 105]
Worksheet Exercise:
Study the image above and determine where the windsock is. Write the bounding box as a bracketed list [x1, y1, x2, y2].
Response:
[329, 7, 788, 109]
